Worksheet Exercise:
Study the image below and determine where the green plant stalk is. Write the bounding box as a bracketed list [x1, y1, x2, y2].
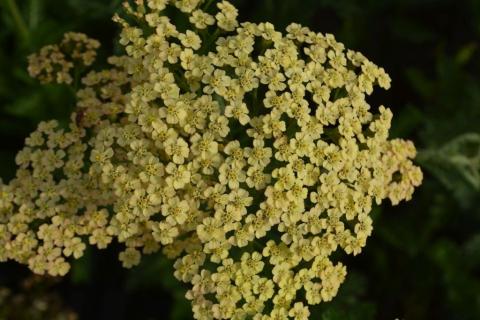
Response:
[203, 28, 221, 53]
[3, 0, 29, 43]
[203, 0, 215, 11]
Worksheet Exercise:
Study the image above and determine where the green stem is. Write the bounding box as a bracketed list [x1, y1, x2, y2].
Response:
[252, 88, 258, 116]
[73, 66, 82, 92]
[202, 28, 221, 54]
[3, 0, 29, 43]
[203, 0, 215, 11]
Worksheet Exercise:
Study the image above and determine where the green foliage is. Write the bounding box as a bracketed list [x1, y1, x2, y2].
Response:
[1, 0, 480, 319]
[418, 133, 480, 206]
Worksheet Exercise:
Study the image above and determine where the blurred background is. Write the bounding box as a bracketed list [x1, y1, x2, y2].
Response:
[1, 0, 479, 319]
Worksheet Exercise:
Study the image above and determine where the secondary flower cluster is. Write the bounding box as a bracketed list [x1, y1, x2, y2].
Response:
[27, 32, 100, 85]
[0, 0, 422, 319]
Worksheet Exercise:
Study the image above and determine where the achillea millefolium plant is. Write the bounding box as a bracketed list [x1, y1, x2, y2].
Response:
[0, 0, 423, 318]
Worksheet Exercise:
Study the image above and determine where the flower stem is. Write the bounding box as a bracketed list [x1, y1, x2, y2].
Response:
[203, 0, 215, 11]
[202, 28, 221, 54]
[3, 0, 29, 43]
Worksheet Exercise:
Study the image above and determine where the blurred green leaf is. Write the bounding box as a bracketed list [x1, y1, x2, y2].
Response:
[418, 133, 480, 206]
[390, 104, 424, 138]
[463, 233, 480, 268]
[405, 68, 434, 100]
[28, 0, 42, 30]
[455, 43, 477, 66]
[391, 18, 437, 44]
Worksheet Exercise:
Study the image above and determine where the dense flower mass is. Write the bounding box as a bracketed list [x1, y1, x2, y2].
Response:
[0, 0, 422, 318]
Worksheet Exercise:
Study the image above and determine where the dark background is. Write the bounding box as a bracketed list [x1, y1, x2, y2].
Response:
[1, 0, 480, 319]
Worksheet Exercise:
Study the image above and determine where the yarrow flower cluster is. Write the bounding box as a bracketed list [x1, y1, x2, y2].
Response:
[27, 32, 100, 85]
[0, 0, 422, 318]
